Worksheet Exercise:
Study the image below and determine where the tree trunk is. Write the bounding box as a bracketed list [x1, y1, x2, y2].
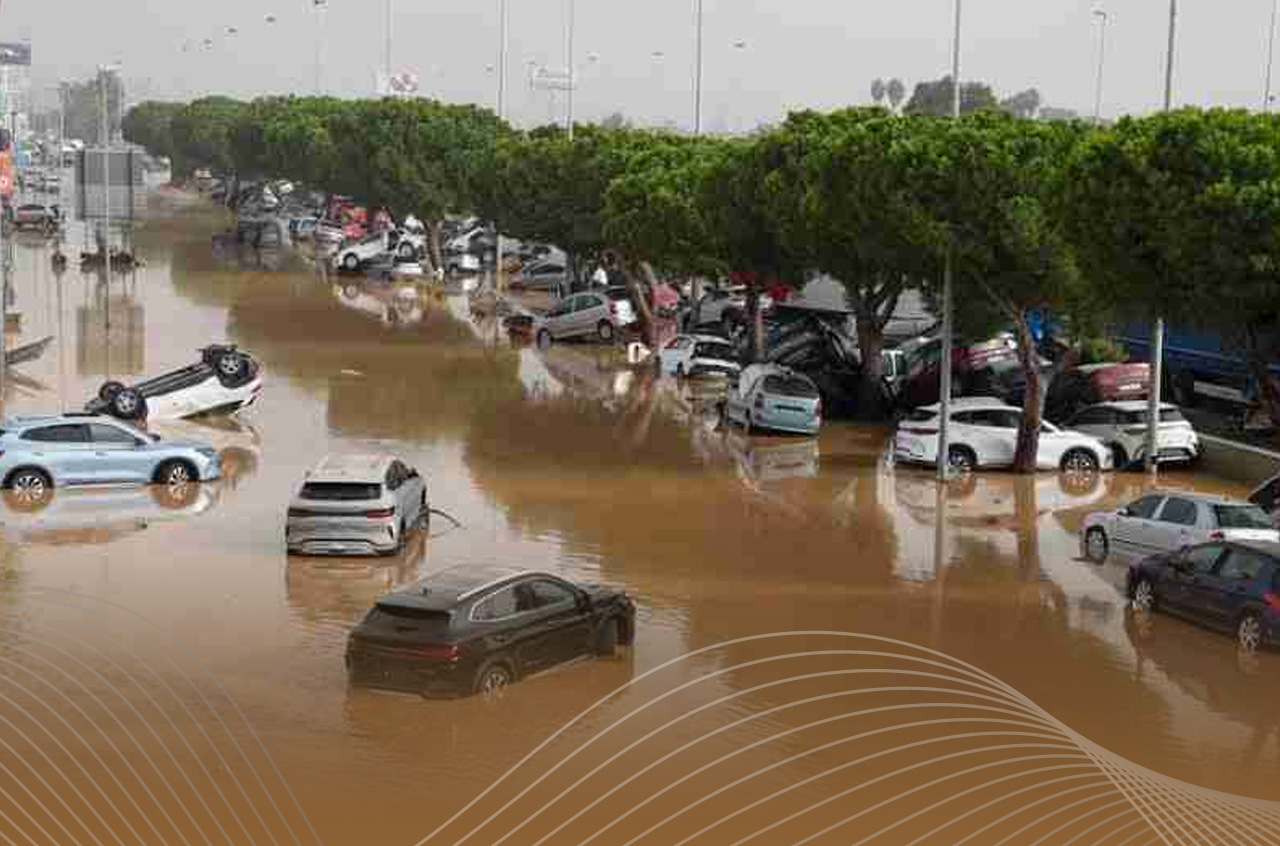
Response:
[1247, 354, 1280, 433]
[688, 276, 703, 332]
[748, 285, 764, 363]
[1012, 312, 1043, 474]
[855, 318, 890, 420]
[428, 220, 444, 276]
[627, 259, 659, 348]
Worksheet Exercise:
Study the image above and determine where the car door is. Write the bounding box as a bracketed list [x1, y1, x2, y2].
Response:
[1150, 496, 1201, 556]
[1200, 546, 1269, 630]
[1162, 543, 1227, 614]
[469, 585, 544, 670]
[660, 337, 690, 374]
[19, 424, 95, 484]
[523, 578, 594, 666]
[87, 422, 150, 483]
[1113, 495, 1166, 557]
[546, 296, 575, 338]
[578, 294, 605, 335]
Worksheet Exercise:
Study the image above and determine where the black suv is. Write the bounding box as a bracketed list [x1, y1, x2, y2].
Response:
[346, 566, 636, 697]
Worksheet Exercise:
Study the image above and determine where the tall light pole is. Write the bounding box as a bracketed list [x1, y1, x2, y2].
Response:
[1266, 0, 1279, 111]
[1092, 9, 1109, 124]
[314, 0, 328, 95]
[937, 0, 962, 483]
[565, 0, 576, 140]
[497, 0, 509, 118]
[385, 0, 393, 88]
[1146, 1, 1176, 475]
[100, 64, 120, 295]
[694, 0, 704, 135]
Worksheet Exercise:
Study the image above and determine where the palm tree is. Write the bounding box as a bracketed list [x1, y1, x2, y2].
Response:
[887, 78, 906, 113]
[871, 78, 887, 106]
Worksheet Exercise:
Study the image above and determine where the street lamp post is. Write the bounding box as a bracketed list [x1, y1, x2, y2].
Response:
[1266, 0, 1279, 111]
[1146, 0, 1177, 475]
[313, 0, 328, 96]
[937, 0, 962, 483]
[694, 0, 704, 135]
[1093, 9, 1109, 124]
[566, 0, 577, 140]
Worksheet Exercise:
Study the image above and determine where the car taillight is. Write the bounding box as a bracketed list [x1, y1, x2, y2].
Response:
[414, 644, 460, 660]
[1265, 592, 1280, 611]
[1209, 531, 1225, 540]
[815, 399, 823, 417]
[365, 507, 396, 519]
[288, 508, 318, 518]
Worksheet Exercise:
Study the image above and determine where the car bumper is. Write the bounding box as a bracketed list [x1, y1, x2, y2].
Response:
[197, 455, 222, 481]
[287, 520, 399, 556]
[753, 412, 821, 436]
[346, 651, 471, 697]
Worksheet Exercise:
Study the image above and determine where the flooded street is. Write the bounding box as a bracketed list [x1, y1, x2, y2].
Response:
[3, 192, 1280, 845]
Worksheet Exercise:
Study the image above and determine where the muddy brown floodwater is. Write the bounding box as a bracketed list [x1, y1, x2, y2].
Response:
[1, 192, 1279, 846]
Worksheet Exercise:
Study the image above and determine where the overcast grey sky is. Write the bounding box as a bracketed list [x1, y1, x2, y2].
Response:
[9, 1, 1274, 129]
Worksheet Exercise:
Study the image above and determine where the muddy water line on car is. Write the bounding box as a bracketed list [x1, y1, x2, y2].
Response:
[0, 193, 1275, 845]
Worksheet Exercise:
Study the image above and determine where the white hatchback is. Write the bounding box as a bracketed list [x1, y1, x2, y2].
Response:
[1081, 492, 1279, 563]
[658, 334, 741, 379]
[894, 397, 1113, 474]
[1063, 401, 1199, 468]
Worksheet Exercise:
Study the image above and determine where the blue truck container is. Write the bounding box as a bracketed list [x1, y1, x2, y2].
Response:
[1117, 322, 1279, 408]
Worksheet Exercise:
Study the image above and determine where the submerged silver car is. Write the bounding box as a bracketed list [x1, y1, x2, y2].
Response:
[0, 414, 221, 499]
[286, 454, 428, 556]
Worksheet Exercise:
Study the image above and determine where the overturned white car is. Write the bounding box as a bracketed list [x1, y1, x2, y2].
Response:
[85, 345, 263, 422]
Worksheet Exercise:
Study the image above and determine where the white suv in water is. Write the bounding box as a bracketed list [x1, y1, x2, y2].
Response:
[894, 397, 1113, 474]
[286, 454, 428, 557]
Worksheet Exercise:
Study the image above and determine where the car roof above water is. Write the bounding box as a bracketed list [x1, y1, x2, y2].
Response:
[306, 453, 394, 484]
[379, 566, 559, 611]
[4, 412, 115, 429]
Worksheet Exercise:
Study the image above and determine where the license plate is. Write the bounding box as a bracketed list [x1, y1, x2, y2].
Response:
[1121, 383, 1141, 392]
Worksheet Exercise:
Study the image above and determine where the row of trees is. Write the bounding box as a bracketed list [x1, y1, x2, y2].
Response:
[122, 96, 1280, 471]
[874, 75, 1046, 120]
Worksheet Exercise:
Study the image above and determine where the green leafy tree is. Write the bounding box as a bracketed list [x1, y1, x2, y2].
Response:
[1000, 88, 1043, 119]
[904, 76, 1000, 117]
[169, 97, 246, 178]
[1062, 109, 1280, 427]
[763, 108, 939, 417]
[900, 112, 1087, 471]
[871, 78, 887, 105]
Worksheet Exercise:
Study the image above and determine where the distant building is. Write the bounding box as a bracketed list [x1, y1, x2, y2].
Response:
[0, 42, 31, 138]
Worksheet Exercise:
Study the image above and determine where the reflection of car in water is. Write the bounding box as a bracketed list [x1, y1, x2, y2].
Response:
[1124, 608, 1280, 733]
[333, 281, 428, 328]
[286, 529, 428, 624]
[1125, 540, 1280, 652]
[346, 565, 636, 698]
[724, 431, 820, 482]
[0, 482, 218, 546]
[85, 345, 263, 422]
[893, 466, 1111, 531]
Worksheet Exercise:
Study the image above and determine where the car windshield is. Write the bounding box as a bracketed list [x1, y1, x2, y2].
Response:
[1117, 408, 1186, 424]
[694, 342, 735, 360]
[1213, 505, 1274, 530]
[762, 374, 819, 398]
[300, 482, 382, 501]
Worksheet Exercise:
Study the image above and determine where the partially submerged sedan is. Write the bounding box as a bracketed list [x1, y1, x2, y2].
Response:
[346, 566, 636, 697]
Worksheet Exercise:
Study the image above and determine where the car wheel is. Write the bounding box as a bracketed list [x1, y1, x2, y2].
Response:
[595, 618, 620, 657]
[1084, 528, 1109, 564]
[155, 459, 196, 486]
[1131, 578, 1156, 612]
[110, 388, 147, 421]
[1061, 448, 1100, 474]
[398, 243, 415, 260]
[151, 479, 200, 509]
[947, 446, 977, 475]
[745, 412, 754, 436]
[536, 329, 552, 350]
[597, 321, 615, 343]
[1237, 613, 1264, 653]
[472, 659, 515, 699]
[675, 363, 686, 380]
[213, 350, 252, 386]
[5, 469, 52, 508]
[1109, 443, 1129, 470]
[98, 380, 125, 403]
[342, 253, 360, 271]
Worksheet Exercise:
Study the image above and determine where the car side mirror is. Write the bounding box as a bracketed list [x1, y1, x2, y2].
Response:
[1117, 507, 1132, 518]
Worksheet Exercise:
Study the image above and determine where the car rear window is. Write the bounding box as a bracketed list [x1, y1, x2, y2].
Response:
[605, 288, 631, 301]
[365, 605, 452, 632]
[905, 409, 937, 424]
[300, 482, 382, 501]
[1213, 505, 1274, 530]
[762, 374, 820, 398]
[695, 342, 735, 360]
[1117, 408, 1186, 424]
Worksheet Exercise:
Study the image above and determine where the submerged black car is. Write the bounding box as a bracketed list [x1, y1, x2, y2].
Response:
[346, 566, 636, 697]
